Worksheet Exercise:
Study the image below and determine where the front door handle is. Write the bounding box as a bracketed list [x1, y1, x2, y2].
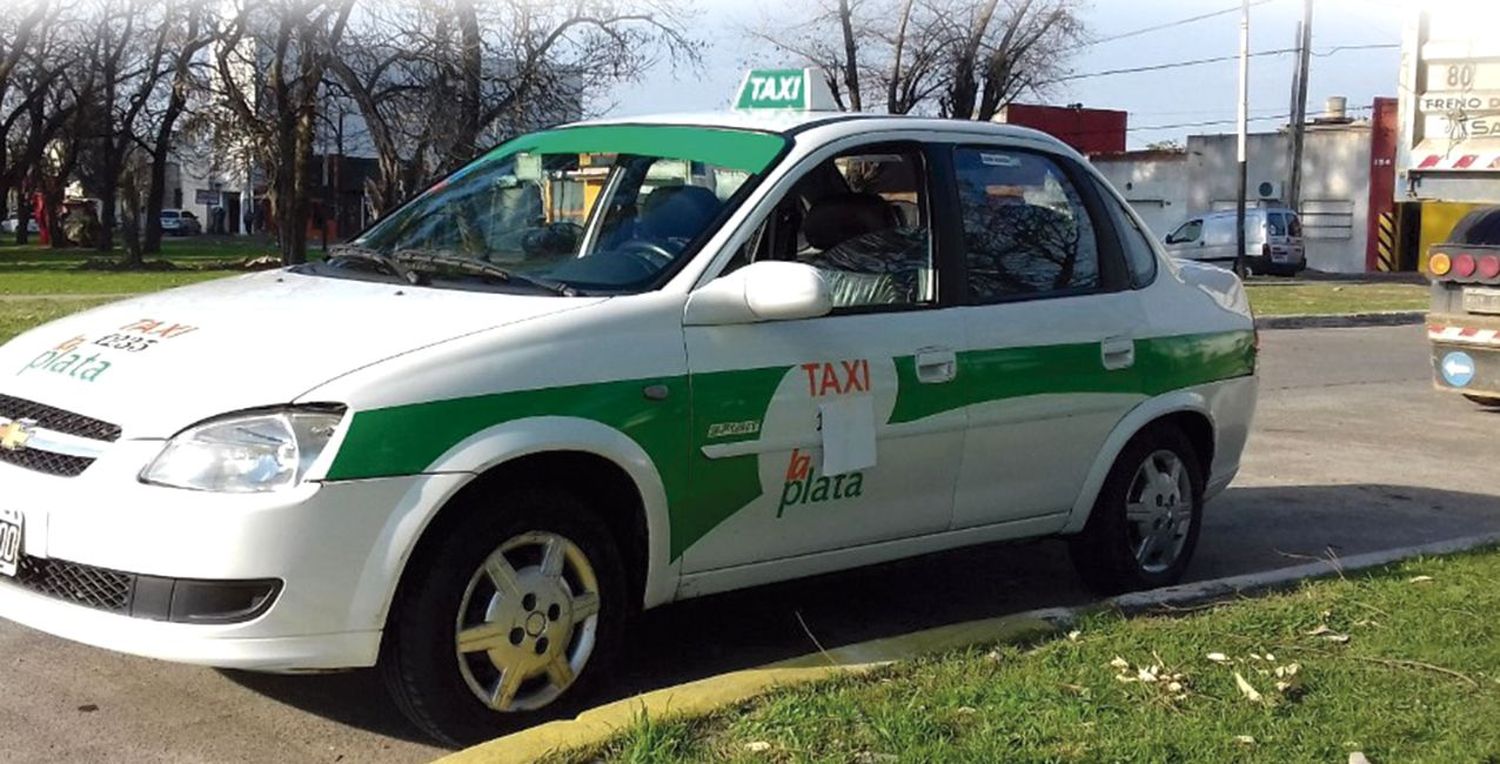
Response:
[1101, 336, 1136, 371]
[915, 347, 957, 384]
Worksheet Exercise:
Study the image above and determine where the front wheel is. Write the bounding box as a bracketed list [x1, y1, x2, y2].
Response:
[380, 487, 628, 747]
[1069, 424, 1205, 594]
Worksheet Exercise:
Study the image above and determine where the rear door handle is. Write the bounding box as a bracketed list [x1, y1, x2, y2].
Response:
[915, 347, 957, 384]
[1101, 336, 1135, 371]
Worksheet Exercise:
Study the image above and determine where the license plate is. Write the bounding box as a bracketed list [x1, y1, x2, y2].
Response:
[0, 508, 21, 578]
[1464, 287, 1500, 315]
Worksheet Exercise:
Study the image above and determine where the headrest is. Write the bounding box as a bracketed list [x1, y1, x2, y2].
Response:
[639, 185, 722, 239]
[803, 193, 900, 251]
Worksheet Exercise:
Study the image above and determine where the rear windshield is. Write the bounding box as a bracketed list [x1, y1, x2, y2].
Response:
[1267, 212, 1287, 236]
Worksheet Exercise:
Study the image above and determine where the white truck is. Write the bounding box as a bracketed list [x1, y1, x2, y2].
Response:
[1398, 3, 1500, 405]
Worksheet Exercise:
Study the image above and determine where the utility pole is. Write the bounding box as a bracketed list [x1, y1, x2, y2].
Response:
[1287, 0, 1314, 212]
[1234, 0, 1250, 278]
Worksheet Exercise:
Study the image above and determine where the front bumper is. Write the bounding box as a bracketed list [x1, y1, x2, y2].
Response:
[0, 439, 470, 671]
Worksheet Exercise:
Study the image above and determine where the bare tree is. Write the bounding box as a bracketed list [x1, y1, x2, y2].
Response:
[140, 0, 214, 254]
[751, 0, 1084, 119]
[0, 1, 64, 238]
[332, 0, 699, 220]
[214, 0, 354, 265]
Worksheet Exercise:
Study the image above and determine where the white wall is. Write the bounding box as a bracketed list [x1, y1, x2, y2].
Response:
[1091, 152, 1190, 238]
[1184, 126, 1372, 273]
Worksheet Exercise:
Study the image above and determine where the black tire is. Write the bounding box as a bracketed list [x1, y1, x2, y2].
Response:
[1069, 423, 1205, 595]
[380, 486, 629, 747]
[1464, 394, 1500, 408]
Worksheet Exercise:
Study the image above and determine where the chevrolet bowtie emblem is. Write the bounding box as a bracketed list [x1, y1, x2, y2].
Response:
[0, 419, 36, 452]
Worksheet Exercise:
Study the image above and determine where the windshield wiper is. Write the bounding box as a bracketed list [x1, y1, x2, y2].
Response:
[391, 249, 578, 296]
[327, 244, 417, 283]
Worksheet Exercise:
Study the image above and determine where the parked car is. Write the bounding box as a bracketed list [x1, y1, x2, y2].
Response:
[1, 218, 40, 234]
[159, 208, 201, 235]
[0, 73, 1259, 746]
[1163, 207, 1306, 275]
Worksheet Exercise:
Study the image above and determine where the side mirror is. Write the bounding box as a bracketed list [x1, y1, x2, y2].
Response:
[684, 261, 833, 326]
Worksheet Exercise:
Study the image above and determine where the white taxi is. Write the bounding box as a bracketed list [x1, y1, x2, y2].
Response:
[0, 71, 1256, 744]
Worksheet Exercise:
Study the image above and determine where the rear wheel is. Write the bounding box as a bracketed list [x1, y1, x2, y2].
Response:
[1069, 424, 1205, 594]
[380, 487, 628, 747]
[1464, 394, 1500, 408]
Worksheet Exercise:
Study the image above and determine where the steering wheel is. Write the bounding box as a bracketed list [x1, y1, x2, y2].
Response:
[618, 239, 676, 269]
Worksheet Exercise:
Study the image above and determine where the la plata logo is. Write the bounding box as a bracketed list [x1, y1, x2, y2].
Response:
[777, 448, 864, 518]
[19, 336, 111, 382]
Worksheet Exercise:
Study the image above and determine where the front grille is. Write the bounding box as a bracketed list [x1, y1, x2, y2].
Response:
[0, 394, 121, 478]
[0, 447, 93, 477]
[14, 556, 135, 614]
[0, 394, 122, 442]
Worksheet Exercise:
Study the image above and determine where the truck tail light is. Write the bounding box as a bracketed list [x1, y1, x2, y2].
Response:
[1455, 253, 1477, 279]
[1431, 252, 1452, 277]
[1480, 255, 1500, 281]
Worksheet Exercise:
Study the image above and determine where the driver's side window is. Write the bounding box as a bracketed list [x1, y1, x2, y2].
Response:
[1168, 219, 1202, 245]
[735, 144, 935, 310]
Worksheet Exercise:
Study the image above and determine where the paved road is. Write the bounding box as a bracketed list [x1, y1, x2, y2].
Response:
[3, 325, 1498, 762]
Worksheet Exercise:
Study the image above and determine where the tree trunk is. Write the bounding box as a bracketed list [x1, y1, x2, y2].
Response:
[144, 142, 169, 254]
[887, 0, 914, 114]
[97, 160, 118, 252]
[837, 0, 861, 112]
[455, 0, 482, 166]
[14, 180, 31, 246]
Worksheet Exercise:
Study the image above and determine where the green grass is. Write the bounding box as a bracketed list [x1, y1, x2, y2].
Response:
[0, 236, 278, 264]
[0, 237, 285, 295]
[591, 550, 1500, 763]
[0, 298, 120, 344]
[1246, 283, 1429, 317]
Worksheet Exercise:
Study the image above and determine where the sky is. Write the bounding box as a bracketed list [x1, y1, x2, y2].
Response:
[603, 0, 1409, 149]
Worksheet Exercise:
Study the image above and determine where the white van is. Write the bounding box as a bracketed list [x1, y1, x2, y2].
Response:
[1163, 208, 1305, 275]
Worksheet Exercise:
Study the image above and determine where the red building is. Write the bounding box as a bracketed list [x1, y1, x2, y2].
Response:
[995, 103, 1128, 156]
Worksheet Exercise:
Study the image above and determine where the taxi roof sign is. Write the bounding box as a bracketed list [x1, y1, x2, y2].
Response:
[735, 68, 839, 112]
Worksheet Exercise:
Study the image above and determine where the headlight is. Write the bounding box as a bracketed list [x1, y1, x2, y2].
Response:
[142, 407, 345, 493]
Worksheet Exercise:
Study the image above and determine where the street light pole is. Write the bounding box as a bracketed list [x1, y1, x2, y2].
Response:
[1234, 0, 1250, 278]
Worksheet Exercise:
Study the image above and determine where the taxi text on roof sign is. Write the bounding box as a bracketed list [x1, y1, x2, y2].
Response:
[735, 68, 839, 111]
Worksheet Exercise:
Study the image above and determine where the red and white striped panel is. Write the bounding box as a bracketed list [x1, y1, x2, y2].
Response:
[1414, 153, 1500, 171]
[1429, 324, 1500, 346]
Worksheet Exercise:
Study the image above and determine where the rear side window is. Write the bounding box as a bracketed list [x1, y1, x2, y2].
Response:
[953, 147, 1100, 301]
[1095, 183, 1158, 288]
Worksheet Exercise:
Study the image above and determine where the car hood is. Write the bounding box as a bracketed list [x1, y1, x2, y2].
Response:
[0, 270, 605, 438]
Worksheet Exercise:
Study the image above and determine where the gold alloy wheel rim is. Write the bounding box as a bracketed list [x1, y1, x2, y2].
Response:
[454, 531, 601, 713]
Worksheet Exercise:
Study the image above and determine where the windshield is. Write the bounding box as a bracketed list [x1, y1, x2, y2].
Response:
[341, 124, 787, 295]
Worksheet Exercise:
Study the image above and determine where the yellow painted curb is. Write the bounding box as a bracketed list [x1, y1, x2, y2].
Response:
[437, 610, 1066, 764]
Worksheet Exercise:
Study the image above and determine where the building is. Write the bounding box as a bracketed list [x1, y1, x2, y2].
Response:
[994, 103, 1128, 156]
[1093, 97, 1399, 274]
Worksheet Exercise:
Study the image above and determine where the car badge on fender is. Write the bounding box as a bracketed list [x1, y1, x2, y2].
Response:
[0, 419, 36, 452]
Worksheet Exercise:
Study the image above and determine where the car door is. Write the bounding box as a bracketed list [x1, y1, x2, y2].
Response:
[680, 139, 966, 573]
[1202, 216, 1238, 263]
[942, 144, 1147, 530]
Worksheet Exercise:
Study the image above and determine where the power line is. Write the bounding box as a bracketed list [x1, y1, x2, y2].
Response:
[1078, 0, 1280, 49]
[1051, 43, 1396, 83]
[1126, 104, 1373, 134]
